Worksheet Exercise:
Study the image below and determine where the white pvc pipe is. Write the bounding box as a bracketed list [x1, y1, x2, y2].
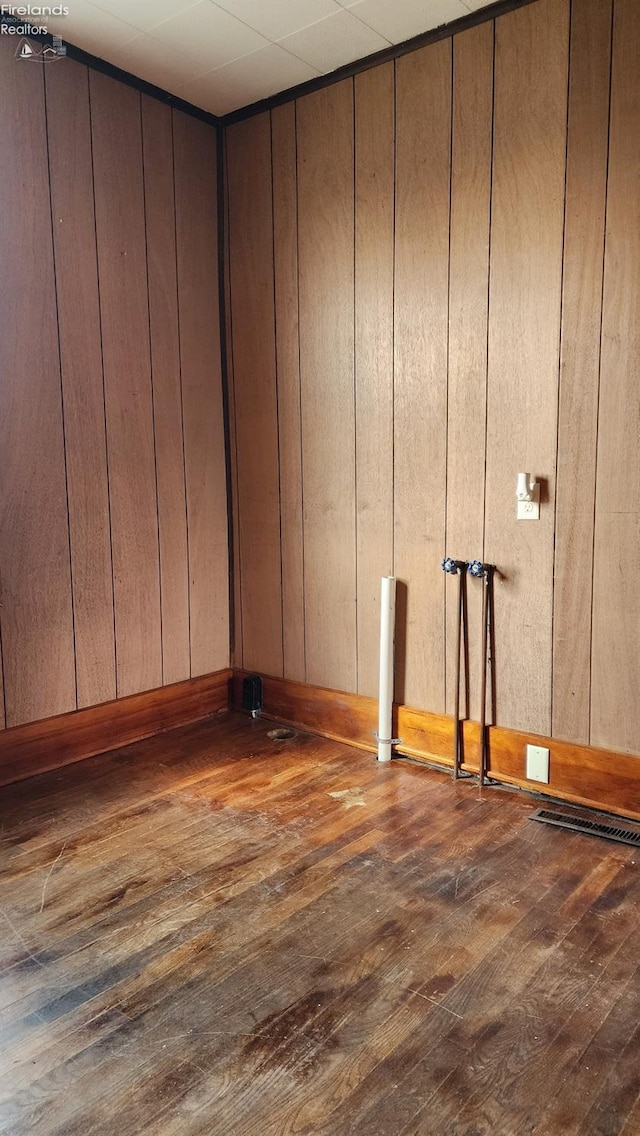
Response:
[377, 575, 396, 762]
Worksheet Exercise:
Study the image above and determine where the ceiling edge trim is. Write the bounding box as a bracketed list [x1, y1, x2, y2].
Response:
[0, 13, 219, 126]
[221, 0, 537, 127]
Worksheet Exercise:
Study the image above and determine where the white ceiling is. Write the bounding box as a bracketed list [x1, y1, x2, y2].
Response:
[43, 0, 495, 117]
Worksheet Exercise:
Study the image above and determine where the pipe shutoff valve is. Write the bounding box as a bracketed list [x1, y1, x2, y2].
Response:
[467, 560, 485, 578]
[442, 557, 466, 574]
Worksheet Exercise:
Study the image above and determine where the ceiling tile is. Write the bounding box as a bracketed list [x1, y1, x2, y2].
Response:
[147, 0, 269, 70]
[346, 0, 469, 43]
[211, 0, 341, 41]
[172, 73, 228, 114]
[278, 7, 389, 72]
[106, 34, 214, 92]
[88, 0, 204, 33]
[38, 0, 495, 118]
[178, 42, 320, 115]
[45, 1, 141, 55]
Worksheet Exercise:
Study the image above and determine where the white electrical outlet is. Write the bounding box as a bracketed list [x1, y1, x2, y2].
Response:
[526, 744, 550, 783]
[516, 475, 540, 519]
[517, 497, 540, 520]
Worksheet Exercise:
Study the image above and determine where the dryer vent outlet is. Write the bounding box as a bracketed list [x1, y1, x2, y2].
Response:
[241, 674, 263, 717]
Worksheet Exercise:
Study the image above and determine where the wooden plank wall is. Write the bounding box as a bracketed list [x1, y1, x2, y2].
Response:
[553, 0, 612, 744]
[484, 0, 569, 736]
[174, 114, 229, 678]
[225, 0, 640, 758]
[394, 42, 451, 712]
[0, 36, 76, 728]
[271, 103, 305, 682]
[446, 22, 493, 723]
[297, 82, 357, 693]
[591, 0, 640, 753]
[354, 65, 394, 701]
[226, 115, 282, 678]
[0, 42, 229, 734]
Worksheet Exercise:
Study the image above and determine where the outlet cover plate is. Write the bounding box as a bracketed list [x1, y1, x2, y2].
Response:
[517, 498, 540, 520]
[517, 482, 540, 520]
[526, 744, 550, 783]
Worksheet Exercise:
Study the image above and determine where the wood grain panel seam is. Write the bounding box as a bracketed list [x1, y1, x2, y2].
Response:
[297, 81, 358, 688]
[444, 35, 454, 706]
[353, 64, 395, 695]
[482, 18, 497, 565]
[588, 0, 615, 747]
[391, 61, 397, 579]
[216, 125, 237, 676]
[139, 95, 165, 688]
[551, 0, 613, 741]
[351, 76, 359, 693]
[293, 98, 307, 682]
[42, 65, 78, 711]
[550, 0, 574, 736]
[484, 0, 570, 733]
[228, 113, 284, 673]
[171, 110, 193, 678]
[174, 112, 228, 675]
[92, 74, 165, 693]
[0, 587, 6, 728]
[222, 126, 241, 669]
[269, 111, 286, 678]
[224, 130, 244, 670]
[87, 70, 119, 697]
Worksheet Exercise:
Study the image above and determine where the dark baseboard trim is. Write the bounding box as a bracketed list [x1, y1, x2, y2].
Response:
[0, 669, 232, 787]
[232, 670, 640, 822]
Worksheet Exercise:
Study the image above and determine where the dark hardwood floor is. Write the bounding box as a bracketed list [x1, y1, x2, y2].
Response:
[0, 712, 638, 1135]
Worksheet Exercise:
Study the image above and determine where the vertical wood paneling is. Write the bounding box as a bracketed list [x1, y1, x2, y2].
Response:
[446, 22, 493, 720]
[222, 137, 243, 670]
[297, 81, 356, 692]
[0, 39, 76, 726]
[591, 0, 640, 753]
[227, 114, 283, 678]
[173, 111, 229, 676]
[394, 42, 451, 712]
[354, 64, 394, 700]
[45, 59, 116, 710]
[552, 0, 612, 743]
[485, 0, 569, 735]
[1, 53, 225, 741]
[90, 72, 162, 698]
[141, 95, 190, 687]
[224, 0, 640, 766]
[272, 102, 306, 683]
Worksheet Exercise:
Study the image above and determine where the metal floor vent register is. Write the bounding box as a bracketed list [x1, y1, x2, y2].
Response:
[530, 808, 640, 848]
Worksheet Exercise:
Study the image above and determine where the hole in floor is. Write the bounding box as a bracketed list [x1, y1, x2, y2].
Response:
[267, 727, 296, 741]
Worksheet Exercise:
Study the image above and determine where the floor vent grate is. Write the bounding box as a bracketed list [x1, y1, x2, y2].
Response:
[530, 808, 640, 847]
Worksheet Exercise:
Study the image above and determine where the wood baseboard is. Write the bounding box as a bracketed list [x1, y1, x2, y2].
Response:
[0, 669, 232, 787]
[232, 670, 640, 822]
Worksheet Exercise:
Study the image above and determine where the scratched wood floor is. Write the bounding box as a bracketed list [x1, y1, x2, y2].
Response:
[0, 712, 639, 1136]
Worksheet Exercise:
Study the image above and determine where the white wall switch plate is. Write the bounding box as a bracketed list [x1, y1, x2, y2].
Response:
[526, 744, 550, 783]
